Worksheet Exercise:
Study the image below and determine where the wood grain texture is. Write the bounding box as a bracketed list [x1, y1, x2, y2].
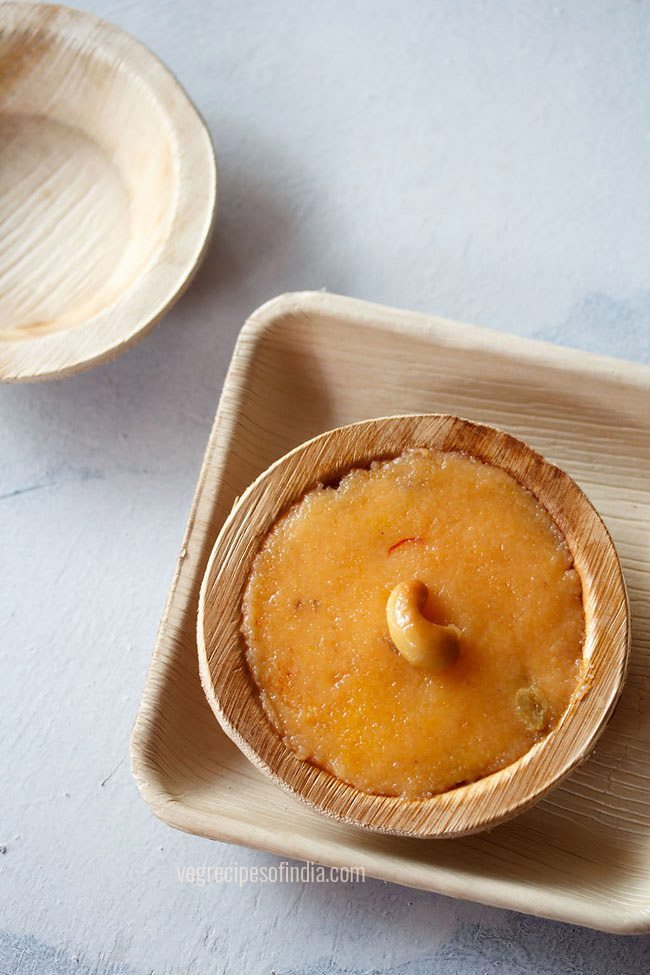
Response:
[0, 2, 216, 381]
[131, 292, 650, 932]
[197, 413, 629, 838]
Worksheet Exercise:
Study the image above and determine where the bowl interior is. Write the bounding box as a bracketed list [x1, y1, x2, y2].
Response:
[0, 6, 177, 339]
[199, 415, 629, 838]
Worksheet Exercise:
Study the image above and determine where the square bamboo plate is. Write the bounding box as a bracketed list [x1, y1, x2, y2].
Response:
[131, 292, 650, 934]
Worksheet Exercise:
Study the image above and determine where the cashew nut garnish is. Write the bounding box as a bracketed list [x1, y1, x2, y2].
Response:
[386, 579, 461, 671]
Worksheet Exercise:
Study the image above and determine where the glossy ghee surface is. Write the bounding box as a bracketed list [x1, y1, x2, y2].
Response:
[242, 449, 584, 798]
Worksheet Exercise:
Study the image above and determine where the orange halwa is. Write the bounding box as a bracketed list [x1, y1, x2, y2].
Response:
[242, 449, 584, 798]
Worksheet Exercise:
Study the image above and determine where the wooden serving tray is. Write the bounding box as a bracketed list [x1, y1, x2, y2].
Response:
[131, 292, 650, 933]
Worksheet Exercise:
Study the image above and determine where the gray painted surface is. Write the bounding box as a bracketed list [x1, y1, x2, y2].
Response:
[2, 1, 650, 972]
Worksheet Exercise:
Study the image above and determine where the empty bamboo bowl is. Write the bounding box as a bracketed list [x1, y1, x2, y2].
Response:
[198, 414, 629, 837]
[0, 3, 216, 381]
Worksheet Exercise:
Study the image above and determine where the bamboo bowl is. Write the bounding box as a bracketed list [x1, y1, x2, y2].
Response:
[0, 3, 216, 381]
[198, 414, 630, 838]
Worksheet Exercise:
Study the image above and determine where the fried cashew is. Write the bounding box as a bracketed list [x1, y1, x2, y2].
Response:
[386, 579, 461, 672]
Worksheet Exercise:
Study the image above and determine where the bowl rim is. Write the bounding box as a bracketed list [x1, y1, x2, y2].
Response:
[197, 413, 630, 838]
[0, 1, 217, 382]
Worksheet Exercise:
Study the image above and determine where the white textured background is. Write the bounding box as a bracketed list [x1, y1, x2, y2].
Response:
[2, 1, 650, 973]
